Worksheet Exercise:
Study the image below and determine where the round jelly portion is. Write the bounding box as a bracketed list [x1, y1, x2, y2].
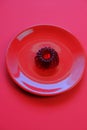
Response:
[35, 47, 59, 69]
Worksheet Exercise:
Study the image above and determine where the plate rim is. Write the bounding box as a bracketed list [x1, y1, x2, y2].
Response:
[6, 24, 86, 96]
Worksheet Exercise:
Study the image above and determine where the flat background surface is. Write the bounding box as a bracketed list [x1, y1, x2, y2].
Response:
[0, 0, 87, 130]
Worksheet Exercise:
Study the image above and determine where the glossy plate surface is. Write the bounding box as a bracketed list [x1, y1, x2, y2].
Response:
[6, 25, 86, 96]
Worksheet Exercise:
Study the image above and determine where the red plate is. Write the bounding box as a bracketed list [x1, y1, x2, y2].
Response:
[6, 25, 86, 96]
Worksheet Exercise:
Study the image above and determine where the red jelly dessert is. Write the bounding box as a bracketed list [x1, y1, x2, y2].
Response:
[35, 47, 59, 69]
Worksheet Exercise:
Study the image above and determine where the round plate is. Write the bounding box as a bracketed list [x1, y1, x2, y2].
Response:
[6, 25, 86, 96]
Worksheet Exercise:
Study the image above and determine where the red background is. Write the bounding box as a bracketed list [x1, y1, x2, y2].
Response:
[0, 0, 87, 130]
